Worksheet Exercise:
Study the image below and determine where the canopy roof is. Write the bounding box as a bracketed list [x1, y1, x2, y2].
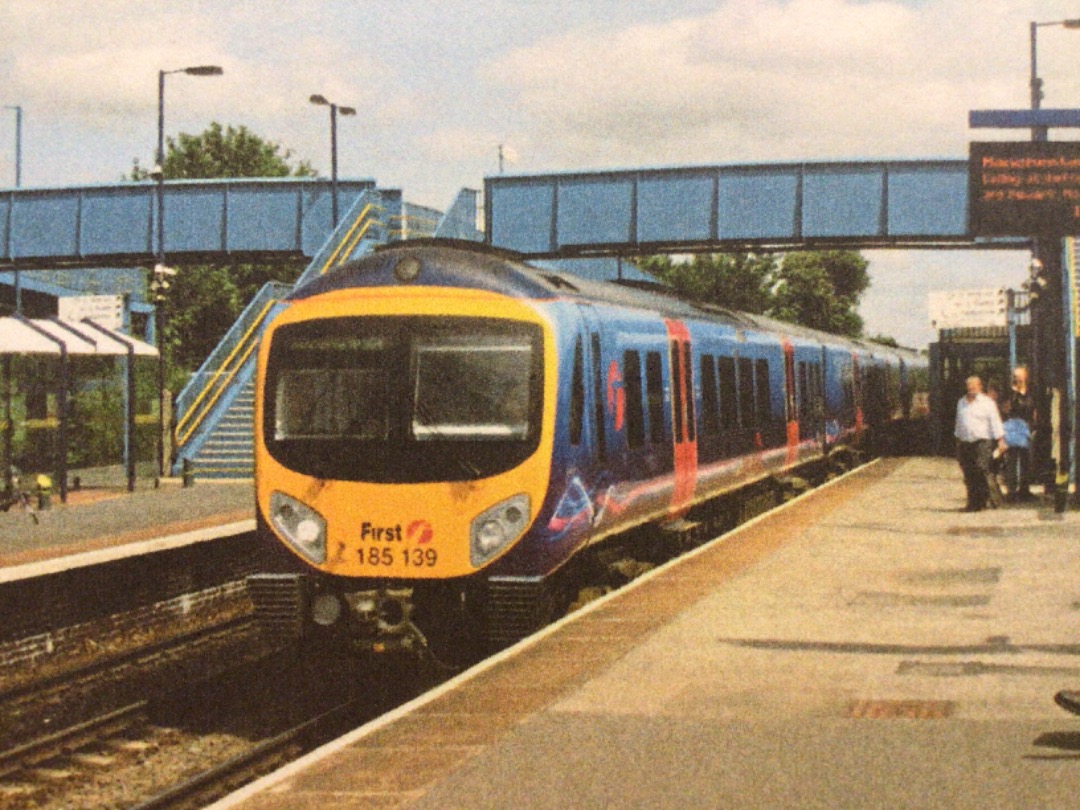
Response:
[0, 317, 158, 357]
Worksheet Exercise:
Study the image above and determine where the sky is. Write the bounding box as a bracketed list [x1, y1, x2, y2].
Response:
[3, 0, 1080, 348]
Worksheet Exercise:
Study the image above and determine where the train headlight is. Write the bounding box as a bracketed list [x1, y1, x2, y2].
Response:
[470, 494, 530, 566]
[270, 491, 327, 564]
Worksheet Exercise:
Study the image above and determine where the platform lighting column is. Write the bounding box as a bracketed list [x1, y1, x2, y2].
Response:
[154, 64, 223, 479]
[1029, 19, 1080, 142]
[309, 95, 356, 228]
[1028, 19, 1080, 508]
[4, 105, 22, 313]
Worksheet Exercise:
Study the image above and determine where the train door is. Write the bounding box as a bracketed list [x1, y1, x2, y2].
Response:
[664, 320, 697, 516]
[783, 340, 799, 464]
[576, 304, 609, 469]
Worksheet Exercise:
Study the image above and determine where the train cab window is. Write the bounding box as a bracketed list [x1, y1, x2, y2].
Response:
[755, 359, 771, 425]
[737, 357, 754, 427]
[645, 351, 664, 444]
[623, 350, 645, 449]
[412, 334, 533, 440]
[700, 355, 719, 436]
[265, 316, 543, 483]
[718, 355, 737, 428]
[569, 337, 585, 446]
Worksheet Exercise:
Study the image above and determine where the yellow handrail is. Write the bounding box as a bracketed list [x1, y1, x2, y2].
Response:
[175, 298, 278, 443]
[318, 202, 380, 275]
[176, 328, 264, 447]
[176, 198, 387, 455]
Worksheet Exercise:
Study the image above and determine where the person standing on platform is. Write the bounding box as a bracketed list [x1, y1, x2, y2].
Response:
[1002, 366, 1035, 502]
[954, 375, 1006, 512]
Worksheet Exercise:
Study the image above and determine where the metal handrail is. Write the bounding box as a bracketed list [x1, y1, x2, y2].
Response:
[172, 190, 390, 469]
[174, 281, 291, 417]
[175, 297, 278, 446]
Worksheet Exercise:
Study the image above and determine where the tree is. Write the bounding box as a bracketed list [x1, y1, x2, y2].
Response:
[639, 249, 871, 338]
[771, 251, 870, 338]
[129, 123, 316, 378]
[638, 253, 776, 315]
[130, 122, 315, 180]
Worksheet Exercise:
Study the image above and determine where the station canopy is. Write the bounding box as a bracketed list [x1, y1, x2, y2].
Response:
[0, 317, 158, 357]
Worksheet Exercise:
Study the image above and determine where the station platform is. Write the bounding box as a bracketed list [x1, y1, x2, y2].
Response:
[214, 456, 1080, 810]
[0, 475, 253, 572]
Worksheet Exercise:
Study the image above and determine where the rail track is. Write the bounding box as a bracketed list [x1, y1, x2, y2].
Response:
[0, 463, 857, 808]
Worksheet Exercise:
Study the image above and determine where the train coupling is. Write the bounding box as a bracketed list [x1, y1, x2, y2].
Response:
[341, 587, 427, 655]
[247, 574, 428, 656]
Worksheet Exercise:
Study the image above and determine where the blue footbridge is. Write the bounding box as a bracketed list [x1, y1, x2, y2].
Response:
[0, 159, 1042, 481]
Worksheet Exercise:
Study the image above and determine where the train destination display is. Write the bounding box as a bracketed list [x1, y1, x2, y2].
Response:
[969, 141, 1080, 236]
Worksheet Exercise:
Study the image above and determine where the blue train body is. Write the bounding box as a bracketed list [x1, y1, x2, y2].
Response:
[251, 240, 927, 662]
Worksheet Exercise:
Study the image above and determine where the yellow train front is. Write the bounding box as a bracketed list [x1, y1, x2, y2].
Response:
[252, 242, 559, 666]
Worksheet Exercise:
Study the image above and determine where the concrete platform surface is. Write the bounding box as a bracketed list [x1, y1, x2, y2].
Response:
[0, 478, 253, 568]
[215, 457, 1080, 810]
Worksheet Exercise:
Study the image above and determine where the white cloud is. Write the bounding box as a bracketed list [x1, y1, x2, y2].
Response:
[487, 0, 1060, 170]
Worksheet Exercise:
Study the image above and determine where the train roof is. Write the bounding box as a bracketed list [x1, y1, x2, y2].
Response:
[292, 239, 924, 363]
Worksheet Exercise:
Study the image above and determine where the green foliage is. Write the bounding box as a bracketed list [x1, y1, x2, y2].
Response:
[638, 254, 776, 314]
[772, 251, 869, 337]
[642, 250, 871, 338]
[130, 122, 313, 378]
[130, 122, 316, 180]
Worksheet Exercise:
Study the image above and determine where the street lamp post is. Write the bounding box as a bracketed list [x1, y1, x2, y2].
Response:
[154, 64, 222, 479]
[5, 105, 22, 314]
[309, 94, 356, 228]
[1029, 18, 1080, 141]
[1027, 19, 1080, 509]
[4, 105, 21, 187]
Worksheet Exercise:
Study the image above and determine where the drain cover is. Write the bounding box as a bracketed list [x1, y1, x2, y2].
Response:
[848, 700, 955, 719]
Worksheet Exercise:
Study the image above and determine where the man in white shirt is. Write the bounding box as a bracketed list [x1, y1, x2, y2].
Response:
[954, 375, 1006, 512]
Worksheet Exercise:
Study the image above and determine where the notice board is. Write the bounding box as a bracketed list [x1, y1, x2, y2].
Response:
[969, 141, 1080, 236]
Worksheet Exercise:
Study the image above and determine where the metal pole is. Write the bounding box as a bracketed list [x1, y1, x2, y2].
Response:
[155, 69, 167, 479]
[1030, 22, 1046, 142]
[330, 103, 339, 228]
[6, 105, 22, 313]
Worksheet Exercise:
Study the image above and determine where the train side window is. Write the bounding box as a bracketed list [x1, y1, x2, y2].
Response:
[569, 337, 584, 446]
[700, 354, 718, 436]
[798, 361, 809, 420]
[646, 351, 664, 444]
[718, 355, 737, 428]
[737, 357, 754, 427]
[755, 359, 771, 425]
[683, 342, 696, 442]
[591, 333, 606, 461]
[623, 350, 644, 449]
[670, 341, 684, 442]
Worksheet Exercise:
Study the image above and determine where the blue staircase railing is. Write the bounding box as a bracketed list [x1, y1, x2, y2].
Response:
[434, 188, 483, 241]
[171, 189, 391, 476]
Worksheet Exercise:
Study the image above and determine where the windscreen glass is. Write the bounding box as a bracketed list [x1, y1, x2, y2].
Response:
[265, 317, 543, 482]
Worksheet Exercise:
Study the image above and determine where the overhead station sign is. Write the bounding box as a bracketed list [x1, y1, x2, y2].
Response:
[928, 287, 1008, 331]
[969, 141, 1080, 236]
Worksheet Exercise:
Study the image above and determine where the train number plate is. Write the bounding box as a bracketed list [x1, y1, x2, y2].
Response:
[358, 546, 438, 568]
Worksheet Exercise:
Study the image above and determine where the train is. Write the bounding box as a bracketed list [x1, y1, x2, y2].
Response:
[248, 239, 928, 666]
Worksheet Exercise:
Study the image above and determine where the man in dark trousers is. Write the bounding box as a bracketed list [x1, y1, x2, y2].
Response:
[1002, 365, 1035, 501]
[953, 375, 1006, 512]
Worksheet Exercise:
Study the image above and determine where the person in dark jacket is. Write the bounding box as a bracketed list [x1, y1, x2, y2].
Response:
[1001, 366, 1035, 502]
